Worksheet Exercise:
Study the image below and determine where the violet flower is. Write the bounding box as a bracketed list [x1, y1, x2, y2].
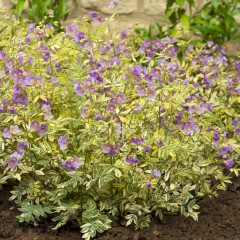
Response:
[184, 122, 199, 135]
[8, 152, 21, 169]
[226, 158, 234, 170]
[30, 120, 40, 131]
[232, 117, 238, 126]
[217, 145, 232, 157]
[131, 137, 144, 145]
[126, 156, 139, 164]
[144, 146, 150, 153]
[9, 125, 20, 135]
[58, 135, 68, 150]
[3, 128, 11, 138]
[115, 93, 126, 103]
[235, 128, 240, 135]
[146, 180, 152, 188]
[151, 169, 160, 178]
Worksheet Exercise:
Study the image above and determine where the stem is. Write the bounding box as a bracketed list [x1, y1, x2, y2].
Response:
[107, 23, 116, 56]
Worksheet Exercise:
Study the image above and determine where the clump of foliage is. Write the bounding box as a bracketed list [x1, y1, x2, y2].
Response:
[11, 0, 77, 26]
[0, 10, 240, 240]
[135, 0, 240, 45]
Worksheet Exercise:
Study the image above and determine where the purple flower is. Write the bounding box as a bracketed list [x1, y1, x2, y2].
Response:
[8, 152, 21, 169]
[42, 104, 53, 120]
[17, 141, 29, 148]
[146, 180, 152, 188]
[61, 160, 71, 168]
[66, 24, 77, 37]
[69, 158, 82, 171]
[7, 107, 15, 114]
[9, 68, 22, 81]
[81, 107, 87, 119]
[120, 30, 128, 40]
[25, 76, 36, 86]
[115, 93, 126, 103]
[61, 158, 81, 171]
[74, 81, 85, 97]
[134, 104, 143, 112]
[44, 112, 53, 121]
[49, 77, 59, 86]
[106, 1, 119, 7]
[73, 31, 85, 44]
[136, 86, 146, 96]
[144, 146, 150, 152]
[147, 90, 156, 100]
[39, 123, 48, 136]
[107, 103, 116, 112]
[234, 61, 240, 72]
[235, 128, 240, 135]
[131, 137, 144, 144]
[83, 77, 94, 86]
[151, 169, 160, 178]
[115, 141, 123, 150]
[213, 130, 220, 146]
[102, 143, 112, 153]
[217, 145, 232, 157]
[154, 39, 163, 48]
[232, 117, 238, 126]
[130, 65, 142, 78]
[27, 56, 34, 65]
[35, 77, 44, 86]
[203, 103, 213, 111]
[85, 42, 94, 51]
[5, 58, 14, 69]
[28, 23, 35, 33]
[184, 122, 199, 135]
[157, 140, 163, 147]
[30, 120, 40, 131]
[0, 51, 6, 60]
[3, 128, 11, 138]
[151, 68, 161, 78]
[126, 156, 139, 164]
[58, 135, 68, 150]
[1, 99, 8, 106]
[89, 12, 103, 23]
[114, 125, 122, 135]
[226, 158, 234, 170]
[17, 148, 24, 155]
[164, 47, 177, 59]
[9, 125, 20, 135]
[95, 114, 104, 121]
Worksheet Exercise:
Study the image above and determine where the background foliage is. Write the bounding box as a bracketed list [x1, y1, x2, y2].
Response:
[135, 0, 240, 45]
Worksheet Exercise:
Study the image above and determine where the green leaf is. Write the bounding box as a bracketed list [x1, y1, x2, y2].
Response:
[12, 0, 26, 17]
[200, 10, 209, 20]
[176, 0, 185, 7]
[180, 14, 190, 30]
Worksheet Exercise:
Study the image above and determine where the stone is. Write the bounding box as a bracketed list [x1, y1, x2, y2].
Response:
[80, 0, 138, 14]
[143, 0, 166, 16]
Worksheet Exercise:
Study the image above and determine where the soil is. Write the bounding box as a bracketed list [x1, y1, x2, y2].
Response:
[1, 181, 240, 240]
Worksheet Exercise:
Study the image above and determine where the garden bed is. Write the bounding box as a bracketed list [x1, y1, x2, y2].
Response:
[1, 182, 240, 240]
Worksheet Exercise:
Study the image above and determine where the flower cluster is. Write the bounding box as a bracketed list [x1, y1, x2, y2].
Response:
[60, 157, 82, 172]
[30, 120, 48, 136]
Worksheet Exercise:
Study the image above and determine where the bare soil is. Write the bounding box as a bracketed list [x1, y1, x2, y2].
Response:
[1, 180, 240, 240]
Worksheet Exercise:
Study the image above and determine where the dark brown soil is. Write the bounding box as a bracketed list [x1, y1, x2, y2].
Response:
[1, 182, 240, 240]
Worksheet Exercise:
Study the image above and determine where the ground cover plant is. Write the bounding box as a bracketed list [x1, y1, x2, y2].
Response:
[0, 9, 240, 240]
